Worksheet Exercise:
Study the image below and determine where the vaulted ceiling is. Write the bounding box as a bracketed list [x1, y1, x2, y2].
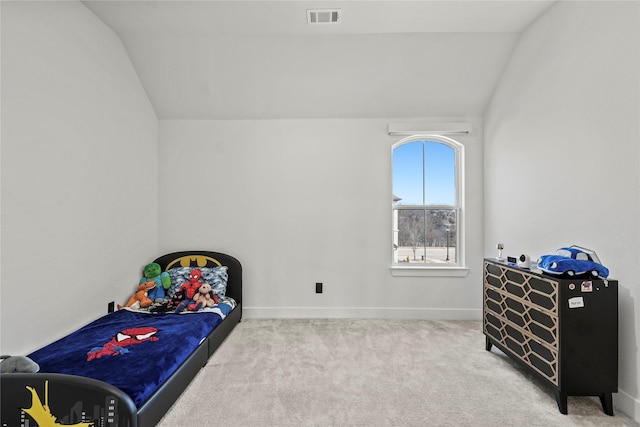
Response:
[82, 1, 555, 120]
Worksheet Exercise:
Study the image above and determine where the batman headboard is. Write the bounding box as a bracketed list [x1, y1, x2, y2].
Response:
[153, 250, 242, 306]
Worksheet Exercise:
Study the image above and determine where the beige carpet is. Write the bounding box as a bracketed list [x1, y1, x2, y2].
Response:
[158, 319, 638, 427]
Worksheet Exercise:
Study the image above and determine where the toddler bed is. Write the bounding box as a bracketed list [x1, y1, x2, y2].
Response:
[0, 250, 242, 427]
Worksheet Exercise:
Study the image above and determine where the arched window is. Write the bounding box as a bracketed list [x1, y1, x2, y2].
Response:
[392, 136, 463, 267]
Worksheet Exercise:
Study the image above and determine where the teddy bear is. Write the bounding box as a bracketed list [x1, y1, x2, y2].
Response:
[140, 262, 171, 302]
[191, 283, 219, 311]
[118, 281, 156, 310]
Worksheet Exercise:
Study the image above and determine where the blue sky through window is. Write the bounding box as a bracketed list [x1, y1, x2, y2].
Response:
[393, 140, 456, 206]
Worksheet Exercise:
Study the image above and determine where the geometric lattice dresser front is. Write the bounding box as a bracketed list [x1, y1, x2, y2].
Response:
[483, 259, 618, 416]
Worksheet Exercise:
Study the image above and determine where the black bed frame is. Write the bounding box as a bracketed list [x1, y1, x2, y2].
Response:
[0, 250, 242, 427]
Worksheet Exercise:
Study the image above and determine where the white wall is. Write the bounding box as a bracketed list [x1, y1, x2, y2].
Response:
[484, 0, 640, 420]
[1, 1, 158, 355]
[159, 118, 484, 318]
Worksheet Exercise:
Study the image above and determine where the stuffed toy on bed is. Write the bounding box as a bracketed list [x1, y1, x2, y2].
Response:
[118, 281, 156, 310]
[0, 355, 40, 373]
[140, 262, 171, 302]
[173, 269, 206, 313]
[191, 283, 219, 311]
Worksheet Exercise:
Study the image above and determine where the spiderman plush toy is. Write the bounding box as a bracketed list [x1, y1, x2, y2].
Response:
[172, 269, 206, 313]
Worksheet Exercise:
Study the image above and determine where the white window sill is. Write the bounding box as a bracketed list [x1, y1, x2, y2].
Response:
[390, 265, 470, 277]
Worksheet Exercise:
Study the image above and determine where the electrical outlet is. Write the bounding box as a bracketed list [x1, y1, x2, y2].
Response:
[315, 282, 323, 294]
[108, 301, 115, 313]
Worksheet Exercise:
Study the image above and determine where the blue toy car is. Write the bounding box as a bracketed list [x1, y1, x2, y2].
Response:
[537, 246, 609, 278]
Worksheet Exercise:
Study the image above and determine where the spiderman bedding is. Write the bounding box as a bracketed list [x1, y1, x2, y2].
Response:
[28, 306, 232, 407]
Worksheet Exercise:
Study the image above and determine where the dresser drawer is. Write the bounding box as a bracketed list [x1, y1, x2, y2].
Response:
[484, 284, 558, 349]
[484, 310, 559, 385]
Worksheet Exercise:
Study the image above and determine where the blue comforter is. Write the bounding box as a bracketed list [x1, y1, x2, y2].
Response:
[28, 307, 231, 407]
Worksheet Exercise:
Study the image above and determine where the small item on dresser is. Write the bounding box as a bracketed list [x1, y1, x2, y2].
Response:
[496, 243, 504, 260]
[537, 246, 609, 278]
[517, 254, 531, 268]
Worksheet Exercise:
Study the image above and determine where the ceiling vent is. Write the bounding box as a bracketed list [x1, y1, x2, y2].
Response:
[307, 9, 341, 24]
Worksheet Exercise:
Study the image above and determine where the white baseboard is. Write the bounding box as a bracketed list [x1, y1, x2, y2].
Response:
[614, 388, 640, 423]
[243, 306, 482, 320]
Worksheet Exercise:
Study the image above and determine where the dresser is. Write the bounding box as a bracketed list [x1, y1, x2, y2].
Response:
[483, 258, 618, 415]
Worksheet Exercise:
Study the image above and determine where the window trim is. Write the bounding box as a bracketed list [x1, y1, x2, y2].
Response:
[390, 265, 470, 277]
[391, 135, 465, 274]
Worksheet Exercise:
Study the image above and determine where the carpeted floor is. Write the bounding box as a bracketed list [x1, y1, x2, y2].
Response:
[157, 319, 638, 426]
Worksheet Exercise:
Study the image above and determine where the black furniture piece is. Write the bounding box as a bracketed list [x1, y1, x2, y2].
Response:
[483, 258, 618, 415]
[1, 250, 242, 427]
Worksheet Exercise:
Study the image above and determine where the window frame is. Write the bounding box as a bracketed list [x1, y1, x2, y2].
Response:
[390, 135, 468, 277]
